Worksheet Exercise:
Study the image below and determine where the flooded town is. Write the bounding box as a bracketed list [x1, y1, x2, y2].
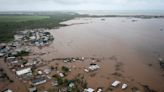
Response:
[0, 17, 164, 92]
[1, 0, 164, 92]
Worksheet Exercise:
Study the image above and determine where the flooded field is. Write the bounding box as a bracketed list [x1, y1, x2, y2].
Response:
[30, 17, 164, 91]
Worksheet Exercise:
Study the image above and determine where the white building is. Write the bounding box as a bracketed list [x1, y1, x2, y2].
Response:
[2, 89, 13, 92]
[88, 64, 100, 71]
[59, 73, 64, 77]
[111, 80, 121, 87]
[32, 77, 47, 86]
[84, 88, 95, 92]
[16, 67, 32, 76]
[29, 36, 36, 40]
[122, 84, 128, 89]
[0, 53, 5, 57]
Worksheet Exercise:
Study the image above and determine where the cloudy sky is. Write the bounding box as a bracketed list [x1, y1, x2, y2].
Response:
[0, 0, 164, 11]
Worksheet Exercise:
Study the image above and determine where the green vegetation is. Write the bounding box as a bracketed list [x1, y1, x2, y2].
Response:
[0, 12, 81, 42]
[15, 50, 30, 57]
[61, 66, 69, 73]
[52, 74, 68, 85]
[0, 15, 50, 22]
[51, 73, 88, 92]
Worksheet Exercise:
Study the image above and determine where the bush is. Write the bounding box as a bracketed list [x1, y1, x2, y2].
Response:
[61, 66, 69, 73]
[15, 50, 29, 57]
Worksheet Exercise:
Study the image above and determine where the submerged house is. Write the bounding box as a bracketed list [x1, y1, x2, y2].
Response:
[88, 63, 100, 71]
[0, 53, 5, 57]
[32, 77, 47, 86]
[122, 84, 128, 89]
[6, 57, 16, 63]
[28, 87, 37, 92]
[16, 67, 32, 76]
[111, 80, 121, 87]
[14, 34, 24, 41]
[2, 89, 13, 92]
[84, 88, 95, 92]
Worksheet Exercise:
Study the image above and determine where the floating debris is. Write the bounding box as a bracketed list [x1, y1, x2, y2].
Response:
[112, 72, 122, 77]
[142, 85, 157, 92]
[131, 87, 140, 92]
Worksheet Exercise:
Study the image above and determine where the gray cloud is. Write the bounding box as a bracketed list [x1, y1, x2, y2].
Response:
[0, 0, 163, 11]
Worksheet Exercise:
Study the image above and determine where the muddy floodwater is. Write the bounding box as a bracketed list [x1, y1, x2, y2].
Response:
[32, 17, 164, 92]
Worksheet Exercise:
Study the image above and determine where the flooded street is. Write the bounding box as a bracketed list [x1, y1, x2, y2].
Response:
[31, 17, 164, 91]
[0, 59, 28, 92]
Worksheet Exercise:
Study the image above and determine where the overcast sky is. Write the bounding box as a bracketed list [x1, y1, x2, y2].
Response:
[0, 0, 164, 11]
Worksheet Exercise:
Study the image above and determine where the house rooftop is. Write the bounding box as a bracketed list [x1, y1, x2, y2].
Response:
[84, 88, 94, 92]
[2, 89, 13, 92]
[16, 67, 32, 76]
[32, 77, 47, 85]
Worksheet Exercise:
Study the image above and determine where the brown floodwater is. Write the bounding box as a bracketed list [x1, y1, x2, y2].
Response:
[32, 17, 164, 92]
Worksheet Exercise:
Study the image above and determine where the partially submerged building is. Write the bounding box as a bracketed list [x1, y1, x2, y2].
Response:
[84, 88, 95, 92]
[32, 77, 47, 86]
[2, 89, 13, 92]
[88, 63, 100, 71]
[28, 87, 37, 92]
[111, 80, 121, 87]
[16, 67, 32, 76]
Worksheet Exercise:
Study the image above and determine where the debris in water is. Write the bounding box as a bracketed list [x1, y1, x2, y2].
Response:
[142, 85, 157, 92]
